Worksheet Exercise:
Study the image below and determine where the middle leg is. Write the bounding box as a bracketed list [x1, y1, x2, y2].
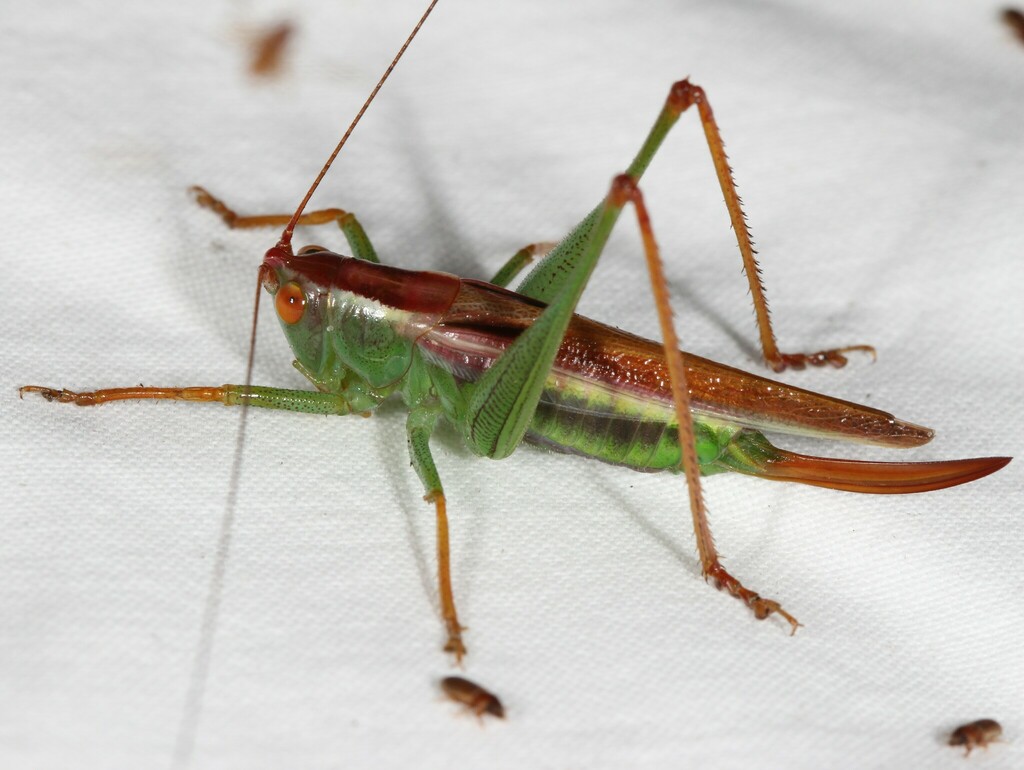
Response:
[488, 242, 557, 288]
[407, 406, 466, 662]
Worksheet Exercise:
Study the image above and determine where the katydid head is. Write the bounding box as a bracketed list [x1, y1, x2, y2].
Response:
[261, 247, 331, 376]
[248, 0, 438, 393]
[260, 246, 461, 393]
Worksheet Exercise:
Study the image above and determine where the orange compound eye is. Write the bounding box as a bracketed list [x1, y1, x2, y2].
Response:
[275, 282, 306, 325]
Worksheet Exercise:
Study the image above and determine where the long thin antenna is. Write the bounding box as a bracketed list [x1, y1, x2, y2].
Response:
[172, 274, 264, 769]
[276, 0, 440, 252]
[175, 3, 440, 764]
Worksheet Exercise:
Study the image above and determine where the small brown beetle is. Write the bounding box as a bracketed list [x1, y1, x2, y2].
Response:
[440, 676, 505, 720]
[948, 719, 1003, 756]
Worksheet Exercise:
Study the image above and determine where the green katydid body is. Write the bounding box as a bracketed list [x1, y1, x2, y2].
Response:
[258, 247, 1005, 495]
[240, 74, 1008, 498]
[22, 75, 1010, 657]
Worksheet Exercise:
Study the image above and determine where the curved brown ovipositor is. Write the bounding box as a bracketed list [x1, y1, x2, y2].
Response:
[747, 452, 1010, 494]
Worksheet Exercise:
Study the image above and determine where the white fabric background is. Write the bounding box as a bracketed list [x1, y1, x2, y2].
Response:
[3, 1, 1023, 768]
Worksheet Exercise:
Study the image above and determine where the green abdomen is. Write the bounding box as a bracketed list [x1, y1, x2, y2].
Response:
[527, 384, 773, 476]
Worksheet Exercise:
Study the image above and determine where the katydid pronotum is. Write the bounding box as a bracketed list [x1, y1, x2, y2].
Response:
[19, 0, 1011, 669]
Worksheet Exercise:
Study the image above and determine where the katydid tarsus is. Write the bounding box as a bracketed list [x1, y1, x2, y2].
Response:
[19, 0, 1011, 667]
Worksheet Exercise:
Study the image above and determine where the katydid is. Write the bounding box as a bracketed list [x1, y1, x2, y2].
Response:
[19, 0, 1011, 666]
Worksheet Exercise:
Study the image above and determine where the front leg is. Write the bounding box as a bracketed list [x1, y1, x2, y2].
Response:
[19, 384, 354, 414]
[20, 382, 470, 657]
